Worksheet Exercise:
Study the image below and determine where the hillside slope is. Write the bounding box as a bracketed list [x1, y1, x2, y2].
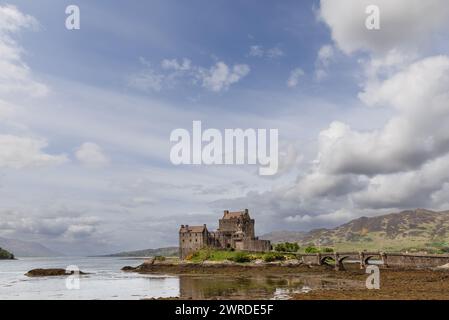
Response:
[260, 231, 306, 243]
[262, 209, 449, 252]
[0, 237, 61, 257]
[103, 247, 179, 257]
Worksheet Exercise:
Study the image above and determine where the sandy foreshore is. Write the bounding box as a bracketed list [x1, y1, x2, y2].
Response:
[295, 268, 449, 300]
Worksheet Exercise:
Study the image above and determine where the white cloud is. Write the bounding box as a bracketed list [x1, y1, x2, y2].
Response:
[249, 45, 284, 59]
[249, 45, 264, 57]
[352, 153, 449, 209]
[0, 135, 67, 169]
[319, 0, 449, 56]
[128, 58, 249, 93]
[314, 45, 334, 81]
[314, 69, 328, 82]
[287, 68, 304, 88]
[0, 5, 48, 98]
[240, 1, 449, 223]
[199, 62, 250, 92]
[0, 209, 100, 241]
[161, 58, 191, 71]
[65, 224, 97, 239]
[285, 208, 355, 225]
[276, 144, 303, 176]
[317, 45, 334, 67]
[313, 56, 449, 176]
[0, 6, 65, 171]
[75, 142, 109, 167]
[296, 171, 366, 199]
[0, 4, 37, 33]
[279, 54, 449, 217]
[266, 47, 284, 59]
[0, 99, 15, 121]
[127, 66, 164, 92]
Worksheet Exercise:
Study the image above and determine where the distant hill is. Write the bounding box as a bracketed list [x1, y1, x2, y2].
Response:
[260, 230, 306, 243]
[0, 247, 14, 260]
[103, 246, 179, 257]
[0, 237, 61, 257]
[261, 209, 449, 253]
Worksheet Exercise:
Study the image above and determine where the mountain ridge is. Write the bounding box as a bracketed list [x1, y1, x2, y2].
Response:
[101, 246, 179, 257]
[261, 209, 449, 252]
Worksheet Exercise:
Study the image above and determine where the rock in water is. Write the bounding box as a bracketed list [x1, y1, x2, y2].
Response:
[25, 268, 87, 277]
[121, 266, 136, 272]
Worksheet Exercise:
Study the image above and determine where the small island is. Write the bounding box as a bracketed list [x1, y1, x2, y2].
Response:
[0, 247, 14, 260]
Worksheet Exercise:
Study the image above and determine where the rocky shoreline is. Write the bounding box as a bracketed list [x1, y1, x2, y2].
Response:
[122, 257, 335, 276]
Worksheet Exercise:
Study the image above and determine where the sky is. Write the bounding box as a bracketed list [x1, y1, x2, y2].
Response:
[1, 0, 449, 255]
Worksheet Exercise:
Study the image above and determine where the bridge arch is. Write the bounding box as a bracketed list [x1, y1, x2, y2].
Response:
[335, 255, 354, 271]
[363, 254, 384, 266]
[364, 256, 375, 265]
[320, 255, 335, 266]
[338, 255, 352, 264]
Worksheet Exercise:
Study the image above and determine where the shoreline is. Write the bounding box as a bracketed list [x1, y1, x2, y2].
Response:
[123, 259, 449, 300]
[122, 261, 327, 276]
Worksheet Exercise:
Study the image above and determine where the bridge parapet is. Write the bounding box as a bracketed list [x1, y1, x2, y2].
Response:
[296, 251, 449, 270]
[382, 252, 449, 268]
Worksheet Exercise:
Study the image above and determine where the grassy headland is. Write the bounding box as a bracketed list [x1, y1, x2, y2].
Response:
[0, 247, 14, 260]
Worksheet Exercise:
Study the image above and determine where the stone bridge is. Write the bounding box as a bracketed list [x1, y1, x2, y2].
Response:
[297, 252, 449, 271]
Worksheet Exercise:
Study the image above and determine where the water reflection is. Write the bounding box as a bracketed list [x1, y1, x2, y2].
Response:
[177, 274, 364, 300]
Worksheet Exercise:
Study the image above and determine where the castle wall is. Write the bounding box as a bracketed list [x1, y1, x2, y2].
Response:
[218, 219, 239, 233]
[218, 217, 255, 239]
[241, 238, 271, 252]
[179, 229, 208, 259]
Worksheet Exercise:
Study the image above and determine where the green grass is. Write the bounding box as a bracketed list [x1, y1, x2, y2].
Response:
[187, 248, 295, 263]
[263, 252, 286, 262]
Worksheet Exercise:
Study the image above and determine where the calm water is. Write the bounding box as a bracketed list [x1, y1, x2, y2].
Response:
[0, 257, 364, 300]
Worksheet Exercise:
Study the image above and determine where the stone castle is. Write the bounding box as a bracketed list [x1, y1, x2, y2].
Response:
[179, 209, 271, 259]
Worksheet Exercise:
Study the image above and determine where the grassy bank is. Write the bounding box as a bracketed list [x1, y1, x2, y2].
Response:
[186, 249, 296, 263]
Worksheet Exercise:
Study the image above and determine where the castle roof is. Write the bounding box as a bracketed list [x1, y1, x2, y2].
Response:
[222, 209, 249, 219]
[179, 225, 206, 233]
